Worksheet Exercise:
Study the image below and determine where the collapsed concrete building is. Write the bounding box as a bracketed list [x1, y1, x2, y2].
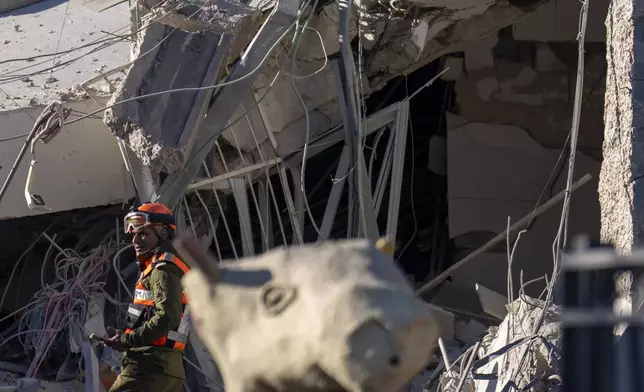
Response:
[0, 0, 630, 389]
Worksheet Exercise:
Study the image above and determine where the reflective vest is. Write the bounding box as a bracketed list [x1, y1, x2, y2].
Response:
[124, 252, 191, 351]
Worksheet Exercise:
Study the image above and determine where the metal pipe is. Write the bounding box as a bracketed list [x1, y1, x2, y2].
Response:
[0, 128, 37, 206]
[417, 173, 593, 295]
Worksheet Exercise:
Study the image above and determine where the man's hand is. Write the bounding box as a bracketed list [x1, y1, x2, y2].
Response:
[103, 326, 127, 352]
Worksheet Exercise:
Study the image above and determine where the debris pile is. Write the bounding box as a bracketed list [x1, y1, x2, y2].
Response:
[417, 298, 562, 392]
[0, 226, 566, 392]
[19, 242, 116, 377]
[0, 215, 129, 390]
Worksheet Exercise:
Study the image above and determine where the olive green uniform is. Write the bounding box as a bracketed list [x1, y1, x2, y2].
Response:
[109, 247, 186, 392]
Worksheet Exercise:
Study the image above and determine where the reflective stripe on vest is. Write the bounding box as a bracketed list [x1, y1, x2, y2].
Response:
[124, 252, 191, 351]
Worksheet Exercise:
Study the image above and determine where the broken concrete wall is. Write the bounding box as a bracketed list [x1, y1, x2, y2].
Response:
[598, 0, 644, 314]
[104, 21, 225, 174]
[513, 0, 609, 42]
[0, 101, 135, 220]
[0, 0, 130, 111]
[209, 0, 559, 179]
[447, 115, 600, 297]
[446, 19, 604, 298]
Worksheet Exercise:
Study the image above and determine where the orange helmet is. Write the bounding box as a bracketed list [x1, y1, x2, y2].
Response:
[124, 202, 177, 234]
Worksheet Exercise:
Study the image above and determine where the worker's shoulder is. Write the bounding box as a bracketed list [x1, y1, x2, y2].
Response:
[151, 254, 186, 278]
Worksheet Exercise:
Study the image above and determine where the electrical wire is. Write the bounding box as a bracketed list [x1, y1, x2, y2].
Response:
[154, 9, 330, 203]
[288, 0, 324, 239]
[63, 7, 298, 127]
[0, 102, 70, 207]
[502, 2, 589, 388]
[275, 25, 328, 79]
[539, 0, 589, 329]
[0, 0, 186, 85]
[0, 210, 122, 377]
[396, 77, 417, 261]
[0, 133, 30, 142]
[21, 241, 117, 376]
[49, 0, 71, 80]
[113, 244, 134, 299]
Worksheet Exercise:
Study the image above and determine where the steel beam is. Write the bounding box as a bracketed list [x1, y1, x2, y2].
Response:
[312, 102, 405, 242]
[82, 342, 103, 392]
[289, 165, 305, 238]
[277, 166, 304, 244]
[257, 180, 274, 251]
[356, 153, 379, 239]
[230, 178, 255, 256]
[187, 333, 223, 391]
[332, 60, 359, 238]
[333, 60, 378, 241]
[385, 101, 409, 242]
[373, 126, 395, 214]
[188, 158, 281, 190]
[317, 145, 350, 241]
[156, 0, 299, 209]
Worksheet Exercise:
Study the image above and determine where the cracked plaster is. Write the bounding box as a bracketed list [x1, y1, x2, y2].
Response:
[97, 0, 555, 178]
[222, 0, 553, 158]
[447, 113, 601, 297]
[453, 35, 605, 160]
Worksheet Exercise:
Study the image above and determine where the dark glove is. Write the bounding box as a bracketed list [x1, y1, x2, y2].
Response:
[103, 326, 127, 352]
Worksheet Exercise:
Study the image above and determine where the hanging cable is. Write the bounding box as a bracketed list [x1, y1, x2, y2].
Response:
[0, 103, 70, 207]
[155, 13, 330, 203]
[24, 103, 71, 211]
[0, 0, 187, 84]
[288, 2, 325, 239]
[539, 0, 590, 330]
[63, 12, 297, 127]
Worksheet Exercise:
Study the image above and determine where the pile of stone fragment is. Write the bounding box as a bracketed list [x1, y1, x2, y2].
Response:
[407, 297, 562, 392]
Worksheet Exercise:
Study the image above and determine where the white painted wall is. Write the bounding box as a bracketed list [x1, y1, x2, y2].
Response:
[513, 0, 609, 42]
[447, 114, 600, 297]
[0, 99, 135, 219]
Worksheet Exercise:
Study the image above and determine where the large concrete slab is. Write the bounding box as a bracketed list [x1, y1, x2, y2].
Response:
[0, 0, 130, 111]
[0, 99, 135, 219]
[103, 23, 226, 173]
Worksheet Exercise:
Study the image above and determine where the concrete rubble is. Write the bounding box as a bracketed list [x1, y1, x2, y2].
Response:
[146, 0, 261, 35]
[103, 22, 230, 173]
[102, 0, 267, 174]
[0, 374, 82, 392]
[0, 0, 597, 390]
[414, 298, 561, 392]
[105, 0, 555, 181]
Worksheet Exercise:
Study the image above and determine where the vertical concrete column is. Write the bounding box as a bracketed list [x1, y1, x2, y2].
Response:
[599, 0, 644, 309]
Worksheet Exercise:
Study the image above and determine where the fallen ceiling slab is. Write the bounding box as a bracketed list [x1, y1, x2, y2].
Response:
[103, 0, 262, 174]
[148, 0, 260, 35]
[105, 0, 554, 207]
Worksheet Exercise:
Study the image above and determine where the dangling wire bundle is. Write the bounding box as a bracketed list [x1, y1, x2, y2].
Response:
[0, 102, 70, 208]
[15, 240, 117, 378]
[24, 103, 71, 211]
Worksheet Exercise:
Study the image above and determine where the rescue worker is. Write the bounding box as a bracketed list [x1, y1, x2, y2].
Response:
[103, 202, 190, 392]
